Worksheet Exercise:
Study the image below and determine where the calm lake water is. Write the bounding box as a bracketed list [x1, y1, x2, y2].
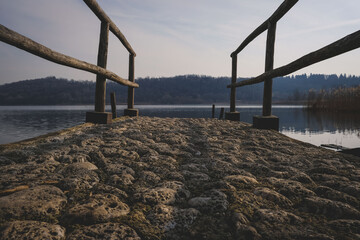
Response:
[0, 105, 359, 149]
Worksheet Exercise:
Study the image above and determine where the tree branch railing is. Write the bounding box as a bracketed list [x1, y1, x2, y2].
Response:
[0, 24, 137, 88]
[0, 0, 138, 123]
[228, 30, 360, 88]
[226, 0, 298, 122]
[226, 0, 360, 130]
[83, 0, 135, 56]
[230, 0, 298, 57]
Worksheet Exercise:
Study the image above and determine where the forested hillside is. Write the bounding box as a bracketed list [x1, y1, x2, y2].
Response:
[0, 74, 359, 105]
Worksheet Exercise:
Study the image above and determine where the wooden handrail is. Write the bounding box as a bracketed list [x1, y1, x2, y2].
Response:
[228, 0, 298, 120]
[83, 0, 136, 56]
[228, 30, 360, 88]
[231, 0, 298, 57]
[268, 0, 298, 25]
[1, 0, 139, 121]
[0, 24, 138, 88]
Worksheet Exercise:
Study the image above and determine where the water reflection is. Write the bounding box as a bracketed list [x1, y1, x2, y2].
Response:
[0, 110, 87, 144]
[0, 105, 359, 148]
[269, 108, 360, 149]
[302, 110, 360, 133]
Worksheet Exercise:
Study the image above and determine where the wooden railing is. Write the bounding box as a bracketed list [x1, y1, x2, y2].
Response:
[226, 0, 360, 130]
[0, 0, 138, 123]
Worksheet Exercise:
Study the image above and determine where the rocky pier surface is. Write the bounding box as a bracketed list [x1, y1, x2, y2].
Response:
[0, 117, 359, 240]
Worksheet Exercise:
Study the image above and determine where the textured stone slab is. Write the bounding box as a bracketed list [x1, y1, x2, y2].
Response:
[59, 162, 99, 190]
[135, 181, 189, 205]
[301, 196, 360, 219]
[0, 221, 65, 240]
[254, 187, 293, 207]
[67, 223, 140, 240]
[67, 193, 130, 224]
[0, 185, 66, 221]
[147, 204, 200, 234]
[188, 189, 228, 213]
[0, 117, 360, 239]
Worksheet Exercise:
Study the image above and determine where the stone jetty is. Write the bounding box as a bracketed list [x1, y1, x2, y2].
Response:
[0, 117, 359, 239]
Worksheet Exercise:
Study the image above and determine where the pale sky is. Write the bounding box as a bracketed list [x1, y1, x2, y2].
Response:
[0, 0, 359, 84]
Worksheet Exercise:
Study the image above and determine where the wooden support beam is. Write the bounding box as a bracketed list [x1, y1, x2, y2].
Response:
[127, 54, 135, 109]
[95, 21, 109, 112]
[0, 24, 138, 88]
[219, 108, 225, 120]
[83, 0, 136, 56]
[228, 30, 360, 88]
[262, 22, 277, 116]
[110, 92, 117, 119]
[231, 0, 298, 57]
[230, 55, 237, 112]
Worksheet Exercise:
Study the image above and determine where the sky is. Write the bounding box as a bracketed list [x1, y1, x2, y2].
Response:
[0, 0, 359, 84]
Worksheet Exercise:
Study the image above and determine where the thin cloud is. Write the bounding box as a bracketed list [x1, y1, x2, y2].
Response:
[279, 18, 360, 39]
[0, 0, 360, 83]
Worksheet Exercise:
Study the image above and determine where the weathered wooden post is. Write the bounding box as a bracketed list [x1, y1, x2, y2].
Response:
[263, 21, 276, 116]
[95, 21, 109, 113]
[124, 54, 139, 117]
[225, 54, 240, 121]
[86, 21, 112, 124]
[253, 21, 279, 131]
[110, 92, 117, 119]
[219, 108, 225, 119]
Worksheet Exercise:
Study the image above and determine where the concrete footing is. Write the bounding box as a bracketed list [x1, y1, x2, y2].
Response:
[124, 108, 139, 117]
[86, 112, 112, 124]
[225, 111, 240, 121]
[253, 115, 279, 131]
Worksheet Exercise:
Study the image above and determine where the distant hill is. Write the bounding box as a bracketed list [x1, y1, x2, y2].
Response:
[0, 74, 359, 105]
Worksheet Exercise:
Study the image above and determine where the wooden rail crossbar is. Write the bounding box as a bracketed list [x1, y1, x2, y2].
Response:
[226, 0, 360, 131]
[231, 0, 298, 57]
[0, 0, 139, 123]
[83, 0, 136, 56]
[0, 24, 138, 88]
[228, 30, 360, 88]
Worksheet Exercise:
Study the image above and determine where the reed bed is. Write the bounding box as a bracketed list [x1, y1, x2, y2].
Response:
[307, 85, 360, 112]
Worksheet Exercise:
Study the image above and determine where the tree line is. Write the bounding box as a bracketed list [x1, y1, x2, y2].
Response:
[0, 74, 359, 105]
